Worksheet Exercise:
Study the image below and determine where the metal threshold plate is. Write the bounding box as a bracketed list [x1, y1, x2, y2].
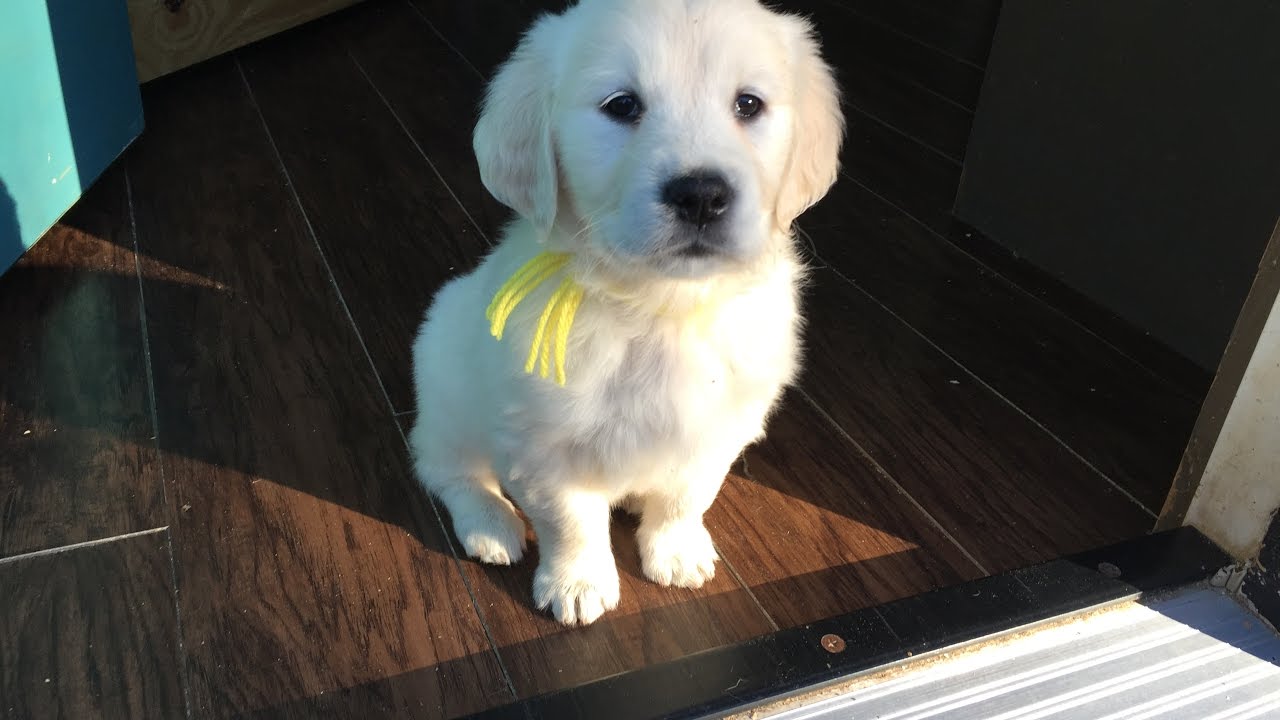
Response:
[760, 588, 1280, 719]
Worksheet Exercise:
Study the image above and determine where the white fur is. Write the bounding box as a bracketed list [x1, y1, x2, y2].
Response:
[410, 0, 843, 626]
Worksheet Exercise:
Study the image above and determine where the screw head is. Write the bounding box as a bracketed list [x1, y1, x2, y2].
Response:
[821, 633, 846, 653]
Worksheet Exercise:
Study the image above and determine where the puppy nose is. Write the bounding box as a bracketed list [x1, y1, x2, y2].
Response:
[661, 171, 733, 228]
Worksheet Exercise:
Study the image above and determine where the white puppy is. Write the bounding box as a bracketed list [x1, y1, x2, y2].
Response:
[410, 0, 843, 626]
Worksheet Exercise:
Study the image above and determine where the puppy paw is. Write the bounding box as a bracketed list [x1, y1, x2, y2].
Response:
[641, 523, 718, 589]
[451, 498, 527, 565]
[532, 554, 621, 626]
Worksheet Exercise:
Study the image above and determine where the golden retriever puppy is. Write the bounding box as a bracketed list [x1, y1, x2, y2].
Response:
[410, 0, 843, 625]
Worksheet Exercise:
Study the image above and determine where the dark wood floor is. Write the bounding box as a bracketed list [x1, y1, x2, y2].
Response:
[0, 0, 1204, 717]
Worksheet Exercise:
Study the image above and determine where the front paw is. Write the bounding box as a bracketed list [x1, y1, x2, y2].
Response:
[640, 523, 719, 589]
[532, 553, 621, 626]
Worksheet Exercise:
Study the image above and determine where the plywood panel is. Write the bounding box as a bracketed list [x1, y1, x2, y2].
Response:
[127, 0, 363, 82]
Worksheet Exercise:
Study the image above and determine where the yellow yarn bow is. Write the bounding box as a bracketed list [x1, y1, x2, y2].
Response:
[485, 252, 585, 387]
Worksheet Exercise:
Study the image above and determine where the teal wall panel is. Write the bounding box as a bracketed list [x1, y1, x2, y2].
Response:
[0, 0, 143, 273]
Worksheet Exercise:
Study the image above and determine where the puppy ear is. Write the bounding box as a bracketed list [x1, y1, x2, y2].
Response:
[473, 16, 562, 235]
[775, 17, 845, 230]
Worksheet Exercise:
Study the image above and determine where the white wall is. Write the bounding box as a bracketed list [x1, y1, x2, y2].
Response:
[1186, 286, 1280, 560]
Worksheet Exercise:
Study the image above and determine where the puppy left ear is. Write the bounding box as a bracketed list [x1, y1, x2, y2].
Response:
[775, 16, 845, 230]
[473, 14, 563, 236]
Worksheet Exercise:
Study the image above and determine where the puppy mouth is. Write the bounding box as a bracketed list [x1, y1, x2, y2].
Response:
[663, 226, 734, 259]
[671, 240, 722, 258]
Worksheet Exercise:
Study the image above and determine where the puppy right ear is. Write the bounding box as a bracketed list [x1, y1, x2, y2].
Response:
[473, 15, 562, 236]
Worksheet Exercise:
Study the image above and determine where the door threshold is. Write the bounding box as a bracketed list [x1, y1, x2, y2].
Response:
[468, 528, 1231, 720]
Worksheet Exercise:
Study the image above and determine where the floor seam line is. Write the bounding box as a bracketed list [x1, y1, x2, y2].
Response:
[817, 259, 1159, 520]
[815, 0, 987, 73]
[345, 46, 492, 246]
[237, 48, 519, 706]
[403, 0, 487, 82]
[390, 417, 522, 704]
[0, 527, 170, 566]
[234, 54, 401, 419]
[846, 103, 964, 166]
[717, 543, 782, 632]
[833, 170, 1202, 404]
[126, 165, 196, 720]
[798, 389, 993, 576]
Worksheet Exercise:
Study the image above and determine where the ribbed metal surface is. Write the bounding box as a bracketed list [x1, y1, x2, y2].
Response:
[764, 589, 1280, 719]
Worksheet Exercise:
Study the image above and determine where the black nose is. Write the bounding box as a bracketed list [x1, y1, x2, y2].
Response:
[661, 171, 733, 228]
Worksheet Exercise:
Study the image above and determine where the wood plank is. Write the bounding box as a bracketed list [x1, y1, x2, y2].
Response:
[801, 178, 1198, 512]
[337, 0, 512, 241]
[779, 0, 975, 163]
[0, 531, 185, 720]
[0, 168, 164, 559]
[126, 0, 363, 82]
[784, 0, 987, 110]
[708, 393, 983, 630]
[408, 0, 548, 79]
[839, 109, 963, 235]
[832, 0, 1002, 68]
[798, 267, 1154, 573]
[126, 57, 509, 718]
[235, 11, 493, 412]
[455, 511, 776, 698]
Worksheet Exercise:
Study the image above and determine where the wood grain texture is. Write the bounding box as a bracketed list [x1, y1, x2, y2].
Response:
[798, 267, 1155, 573]
[127, 0, 363, 82]
[455, 511, 776, 699]
[708, 393, 983, 630]
[801, 179, 1198, 512]
[126, 58, 509, 718]
[0, 532, 185, 720]
[0, 168, 164, 559]
[337, 0, 512, 244]
[234, 13, 493, 412]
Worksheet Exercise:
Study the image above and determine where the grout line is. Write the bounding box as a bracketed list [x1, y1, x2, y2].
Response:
[234, 55, 401, 420]
[798, 390, 993, 576]
[389, 416, 522, 704]
[345, 47, 492, 247]
[815, 256, 1159, 520]
[126, 167, 196, 720]
[403, 0, 487, 82]
[0, 527, 170, 567]
[236, 45, 517, 699]
[833, 169, 1201, 405]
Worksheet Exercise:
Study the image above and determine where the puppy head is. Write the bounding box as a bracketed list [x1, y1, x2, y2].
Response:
[474, 0, 844, 279]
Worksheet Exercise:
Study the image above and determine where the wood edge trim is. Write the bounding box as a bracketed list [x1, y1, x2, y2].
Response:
[1157, 215, 1280, 531]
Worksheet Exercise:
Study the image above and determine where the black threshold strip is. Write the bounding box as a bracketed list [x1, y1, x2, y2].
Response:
[466, 527, 1230, 720]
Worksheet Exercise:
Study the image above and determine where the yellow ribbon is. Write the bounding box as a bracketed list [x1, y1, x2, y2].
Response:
[485, 252, 584, 387]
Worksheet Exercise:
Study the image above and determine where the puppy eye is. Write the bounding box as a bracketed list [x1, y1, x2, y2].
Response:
[601, 92, 643, 123]
[735, 93, 764, 120]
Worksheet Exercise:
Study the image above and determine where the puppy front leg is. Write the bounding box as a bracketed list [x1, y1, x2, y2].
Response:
[521, 489, 620, 626]
[636, 453, 733, 589]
